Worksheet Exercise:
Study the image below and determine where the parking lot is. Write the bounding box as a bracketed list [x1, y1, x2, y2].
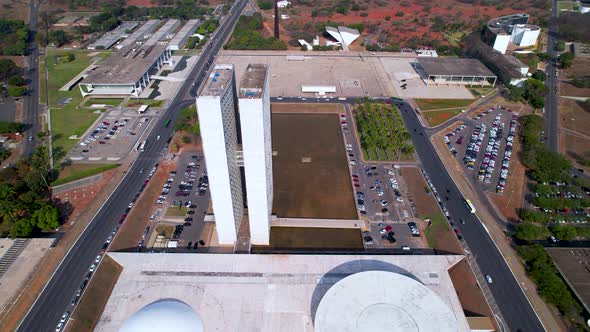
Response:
[67, 110, 157, 162]
[443, 106, 519, 194]
[342, 105, 428, 249]
[150, 151, 211, 249]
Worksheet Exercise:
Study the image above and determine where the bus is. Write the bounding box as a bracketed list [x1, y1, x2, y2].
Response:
[138, 140, 147, 152]
[164, 119, 171, 128]
[464, 199, 476, 214]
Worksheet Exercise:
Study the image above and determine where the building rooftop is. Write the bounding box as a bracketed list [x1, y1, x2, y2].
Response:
[169, 19, 201, 47]
[418, 58, 496, 78]
[200, 64, 234, 96]
[117, 19, 160, 50]
[487, 13, 530, 35]
[83, 45, 167, 85]
[96, 253, 471, 332]
[239, 64, 267, 98]
[88, 22, 139, 50]
[546, 248, 590, 313]
[145, 19, 179, 46]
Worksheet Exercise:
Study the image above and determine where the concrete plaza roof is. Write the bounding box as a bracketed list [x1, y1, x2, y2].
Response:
[96, 253, 470, 332]
[418, 58, 496, 78]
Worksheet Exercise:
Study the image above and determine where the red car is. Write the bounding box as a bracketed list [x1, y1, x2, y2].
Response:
[341, 121, 347, 124]
[121, 213, 127, 220]
[454, 228, 460, 235]
[385, 225, 393, 232]
[353, 178, 359, 182]
[354, 183, 360, 187]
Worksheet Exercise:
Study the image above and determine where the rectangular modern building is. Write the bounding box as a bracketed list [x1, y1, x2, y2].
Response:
[196, 64, 244, 244]
[238, 64, 273, 245]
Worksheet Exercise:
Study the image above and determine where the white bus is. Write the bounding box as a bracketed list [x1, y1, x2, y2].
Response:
[138, 140, 147, 152]
[464, 199, 476, 214]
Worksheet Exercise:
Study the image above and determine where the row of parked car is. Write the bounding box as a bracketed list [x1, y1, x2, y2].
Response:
[443, 123, 467, 157]
[496, 115, 518, 193]
[463, 123, 487, 169]
[477, 115, 504, 184]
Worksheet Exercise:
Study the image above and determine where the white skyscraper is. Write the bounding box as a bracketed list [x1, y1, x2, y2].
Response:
[238, 64, 273, 245]
[196, 64, 244, 245]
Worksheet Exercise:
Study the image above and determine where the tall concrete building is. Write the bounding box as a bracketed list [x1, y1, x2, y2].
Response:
[196, 64, 244, 244]
[238, 64, 272, 245]
[196, 64, 273, 246]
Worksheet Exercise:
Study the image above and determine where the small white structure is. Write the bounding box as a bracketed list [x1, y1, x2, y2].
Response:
[313, 35, 319, 46]
[301, 85, 336, 95]
[277, 0, 290, 8]
[298, 39, 313, 50]
[325, 26, 360, 51]
[487, 14, 540, 54]
[492, 34, 511, 54]
[416, 49, 438, 57]
[511, 24, 541, 47]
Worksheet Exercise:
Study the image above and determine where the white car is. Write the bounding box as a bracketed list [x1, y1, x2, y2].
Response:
[485, 275, 493, 284]
[56, 322, 64, 332]
[60, 311, 70, 324]
[89, 264, 96, 272]
[379, 228, 386, 234]
[94, 255, 101, 264]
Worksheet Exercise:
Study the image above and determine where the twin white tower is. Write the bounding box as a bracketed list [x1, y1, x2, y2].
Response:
[196, 64, 273, 246]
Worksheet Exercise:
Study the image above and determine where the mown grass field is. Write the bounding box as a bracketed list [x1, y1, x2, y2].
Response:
[83, 98, 124, 107]
[423, 109, 462, 127]
[52, 163, 120, 186]
[45, 50, 112, 160]
[124, 99, 164, 107]
[415, 98, 474, 111]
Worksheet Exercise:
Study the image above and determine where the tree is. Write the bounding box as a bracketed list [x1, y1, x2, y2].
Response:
[515, 222, 549, 240]
[32, 203, 60, 231]
[258, 0, 272, 9]
[558, 52, 575, 68]
[7, 85, 26, 97]
[556, 40, 565, 52]
[551, 225, 577, 240]
[531, 70, 546, 81]
[10, 218, 34, 237]
[47, 30, 69, 47]
[0, 59, 21, 81]
[65, 52, 75, 62]
[8, 75, 25, 86]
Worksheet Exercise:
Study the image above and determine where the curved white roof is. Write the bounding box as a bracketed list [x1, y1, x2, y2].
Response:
[119, 299, 203, 332]
[314, 271, 459, 332]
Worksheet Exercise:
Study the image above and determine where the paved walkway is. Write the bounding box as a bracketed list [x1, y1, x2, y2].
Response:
[430, 132, 566, 332]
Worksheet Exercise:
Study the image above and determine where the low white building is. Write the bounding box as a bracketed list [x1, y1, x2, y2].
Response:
[277, 0, 290, 8]
[301, 85, 337, 95]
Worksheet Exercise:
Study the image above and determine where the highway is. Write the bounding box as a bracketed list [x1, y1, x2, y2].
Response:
[396, 101, 545, 331]
[16, 1, 247, 331]
[23, 0, 41, 156]
[544, 0, 559, 152]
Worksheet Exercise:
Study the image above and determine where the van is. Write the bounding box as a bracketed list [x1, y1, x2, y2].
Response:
[401, 246, 411, 251]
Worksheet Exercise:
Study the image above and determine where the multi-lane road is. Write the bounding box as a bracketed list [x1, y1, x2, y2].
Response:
[396, 101, 545, 331]
[544, 0, 559, 152]
[22, 0, 41, 156]
[16, 1, 247, 331]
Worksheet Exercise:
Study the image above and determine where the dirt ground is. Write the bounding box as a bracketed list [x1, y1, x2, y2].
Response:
[266, 226, 363, 250]
[271, 113, 356, 219]
[0, 162, 128, 331]
[489, 125, 526, 222]
[66, 255, 122, 332]
[449, 259, 494, 318]
[559, 98, 590, 171]
[402, 167, 440, 217]
[423, 109, 462, 127]
[0, 0, 29, 21]
[271, 103, 343, 114]
[560, 57, 590, 97]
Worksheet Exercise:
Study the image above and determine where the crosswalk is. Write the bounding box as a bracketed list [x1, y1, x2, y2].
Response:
[0, 239, 31, 278]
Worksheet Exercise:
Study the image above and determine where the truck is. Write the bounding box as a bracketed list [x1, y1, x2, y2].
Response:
[138, 105, 149, 114]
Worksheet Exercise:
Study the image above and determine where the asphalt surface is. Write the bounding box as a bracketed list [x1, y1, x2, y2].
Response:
[22, 0, 41, 156]
[396, 101, 545, 332]
[16, 1, 247, 331]
[544, 0, 559, 153]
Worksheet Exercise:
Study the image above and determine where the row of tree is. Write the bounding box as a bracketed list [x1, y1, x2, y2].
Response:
[0, 146, 60, 237]
[354, 101, 414, 161]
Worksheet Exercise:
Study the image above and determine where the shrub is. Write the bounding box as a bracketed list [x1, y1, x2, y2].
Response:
[258, 1, 272, 10]
[395, 11, 404, 17]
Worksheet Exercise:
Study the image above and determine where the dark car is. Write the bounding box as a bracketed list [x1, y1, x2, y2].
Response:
[185, 217, 193, 222]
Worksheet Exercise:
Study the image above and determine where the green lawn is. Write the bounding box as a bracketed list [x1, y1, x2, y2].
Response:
[45, 49, 112, 161]
[424, 212, 449, 249]
[422, 109, 462, 127]
[124, 99, 164, 107]
[83, 98, 123, 107]
[38, 56, 47, 105]
[557, 0, 575, 11]
[51, 163, 120, 186]
[415, 99, 474, 111]
[468, 86, 494, 98]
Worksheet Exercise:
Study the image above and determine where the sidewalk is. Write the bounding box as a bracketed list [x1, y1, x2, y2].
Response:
[430, 132, 566, 332]
[0, 158, 133, 331]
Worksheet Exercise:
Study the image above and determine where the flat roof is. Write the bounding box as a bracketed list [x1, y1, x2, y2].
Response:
[88, 22, 139, 49]
[96, 253, 470, 332]
[83, 45, 167, 85]
[487, 13, 530, 35]
[239, 64, 267, 98]
[145, 19, 179, 46]
[418, 58, 496, 78]
[169, 19, 201, 47]
[200, 64, 234, 97]
[117, 19, 160, 49]
[546, 247, 590, 313]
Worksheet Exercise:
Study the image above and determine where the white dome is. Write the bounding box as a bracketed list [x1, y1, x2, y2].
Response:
[119, 299, 203, 332]
[314, 271, 459, 332]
